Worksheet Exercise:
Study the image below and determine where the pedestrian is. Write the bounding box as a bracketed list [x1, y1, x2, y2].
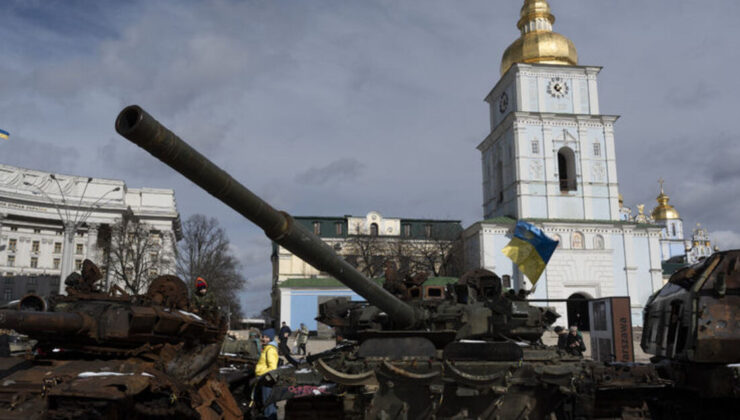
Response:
[255, 328, 279, 420]
[554, 326, 568, 350]
[566, 325, 586, 356]
[296, 323, 309, 355]
[279, 321, 292, 355]
[279, 321, 292, 342]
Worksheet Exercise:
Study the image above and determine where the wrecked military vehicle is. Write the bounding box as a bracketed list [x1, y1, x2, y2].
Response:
[0, 259, 241, 419]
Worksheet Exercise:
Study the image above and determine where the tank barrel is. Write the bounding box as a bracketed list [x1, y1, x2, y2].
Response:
[115, 105, 421, 328]
[0, 310, 91, 335]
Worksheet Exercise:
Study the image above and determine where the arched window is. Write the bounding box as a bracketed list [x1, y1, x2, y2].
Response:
[593, 234, 604, 250]
[370, 223, 379, 236]
[557, 147, 577, 191]
[572, 232, 584, 249]
[671, 224, 676, 237]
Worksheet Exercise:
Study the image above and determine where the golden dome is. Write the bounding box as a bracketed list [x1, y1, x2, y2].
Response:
[651, 181, 680, 220]
[501, 0, 578, 75]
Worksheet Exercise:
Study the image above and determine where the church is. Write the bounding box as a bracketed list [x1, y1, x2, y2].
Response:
[462, 0, 666, 326]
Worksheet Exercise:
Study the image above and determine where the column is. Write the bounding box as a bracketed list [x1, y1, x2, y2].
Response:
[86, 223, 99, 263]
[58, 222, 76, 295]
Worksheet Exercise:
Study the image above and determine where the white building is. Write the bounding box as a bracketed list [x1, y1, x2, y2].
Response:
[272, 212, 462, 334]
[463, 0, 664, 326]
[0, 163, 181, 296]
[617, 180, 715, 266]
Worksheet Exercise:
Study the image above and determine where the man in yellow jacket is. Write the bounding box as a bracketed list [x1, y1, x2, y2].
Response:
[255, 328, 278, 419]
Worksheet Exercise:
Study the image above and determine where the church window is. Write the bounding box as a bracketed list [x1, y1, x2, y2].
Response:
[335, 222, 343, 235]
[671, 224, 676, 237]
[403, 224, 411, 237]
[593, 143, 601, 156]
[370, 223, 379, 236]
[593, 235, 604, 250]
[424, 224, 433, 238]
[572, 232, 584, 249]
[531, 140, 539, 154]
[557, 147, 577, 191]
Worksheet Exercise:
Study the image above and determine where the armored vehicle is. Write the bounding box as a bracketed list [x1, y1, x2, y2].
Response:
[116, 105, 701, 419]
[0, 260, 241, 419]
[641, 250, 740, 416]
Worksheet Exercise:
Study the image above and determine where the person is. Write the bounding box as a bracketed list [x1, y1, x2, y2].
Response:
[191, 277, 218, 316]
[246, 329, 262, 359]
[554, 326, 568, 351]
[278, 321, 292, 355]
[566, 325, 586, 356]
[255, 328, 279, 420]
[296, 323, 309, 355]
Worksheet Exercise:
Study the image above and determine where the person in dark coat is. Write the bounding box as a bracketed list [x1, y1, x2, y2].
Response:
[278, 322, 292, 355]
[554, 326, 568, 350]
[566, 325, 586, 356]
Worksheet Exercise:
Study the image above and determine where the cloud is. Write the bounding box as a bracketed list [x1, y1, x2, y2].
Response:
[2, 0, 740, 314]
[295, 158, 365, 186]
[711, 230, 740, 251]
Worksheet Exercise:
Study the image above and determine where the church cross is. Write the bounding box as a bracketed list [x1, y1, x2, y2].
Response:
[658, 177, 664, 193]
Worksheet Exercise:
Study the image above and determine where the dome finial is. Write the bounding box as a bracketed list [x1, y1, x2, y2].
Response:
[651, 179, 680, 220]
[500, 0, 578, 75]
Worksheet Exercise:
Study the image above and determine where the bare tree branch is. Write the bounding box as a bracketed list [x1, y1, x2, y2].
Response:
[106, 210, 165, 294]
[176, 214, 247, 326]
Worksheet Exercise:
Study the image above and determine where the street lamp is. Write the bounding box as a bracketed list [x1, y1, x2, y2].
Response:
[23, 175, 120, 295]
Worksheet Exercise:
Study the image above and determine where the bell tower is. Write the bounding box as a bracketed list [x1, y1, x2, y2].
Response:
[479, 0, 620, 221]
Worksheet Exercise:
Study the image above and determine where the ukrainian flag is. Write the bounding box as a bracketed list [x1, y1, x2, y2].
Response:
[0, 129, 8, 140]
[501, 220, 559, 285]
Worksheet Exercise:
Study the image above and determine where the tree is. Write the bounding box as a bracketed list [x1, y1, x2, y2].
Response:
[176, 214, 247, 325]
[345, 227, 386, 278]
[107, 210, 166, 294]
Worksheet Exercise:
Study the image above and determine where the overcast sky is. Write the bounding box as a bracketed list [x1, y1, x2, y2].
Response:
[1, 0, 739, 315]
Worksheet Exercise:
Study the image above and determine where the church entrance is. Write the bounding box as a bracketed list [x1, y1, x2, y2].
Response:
[567, 293, 591, 331]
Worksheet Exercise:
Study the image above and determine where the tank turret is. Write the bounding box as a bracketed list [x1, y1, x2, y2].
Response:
[115, 106, 558, 344]
[117, 105, 425, 329]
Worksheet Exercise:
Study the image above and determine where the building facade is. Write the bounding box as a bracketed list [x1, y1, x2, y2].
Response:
[0, 163, 181, 298]
[272, 211, 462, 332]
[464, 0, 665, 326]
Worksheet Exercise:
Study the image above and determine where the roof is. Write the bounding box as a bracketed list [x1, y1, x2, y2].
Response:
[278, 276, 459, 289]
[477, 216, 661, 229]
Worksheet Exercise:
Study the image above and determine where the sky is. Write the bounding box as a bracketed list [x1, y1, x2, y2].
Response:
[1, 0, 739, 316]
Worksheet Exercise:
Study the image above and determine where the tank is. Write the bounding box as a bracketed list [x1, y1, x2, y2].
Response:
[0, 259, 241, 419]
[115, 105, 736, 419]
[641, 249, 740, 416]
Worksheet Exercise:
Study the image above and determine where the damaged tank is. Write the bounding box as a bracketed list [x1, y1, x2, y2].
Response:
[115, 105, 693, 419]
[0, 259, 242, 419]
[641, 249, 740, 417]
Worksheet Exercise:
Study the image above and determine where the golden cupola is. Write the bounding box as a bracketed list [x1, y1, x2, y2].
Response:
[500, 0, 578, 75]
[651, 181, 680, 221]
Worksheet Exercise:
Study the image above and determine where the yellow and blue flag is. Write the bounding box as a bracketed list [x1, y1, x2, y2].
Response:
[501, 220, 559, 284]
[0, 129, 8, 140]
